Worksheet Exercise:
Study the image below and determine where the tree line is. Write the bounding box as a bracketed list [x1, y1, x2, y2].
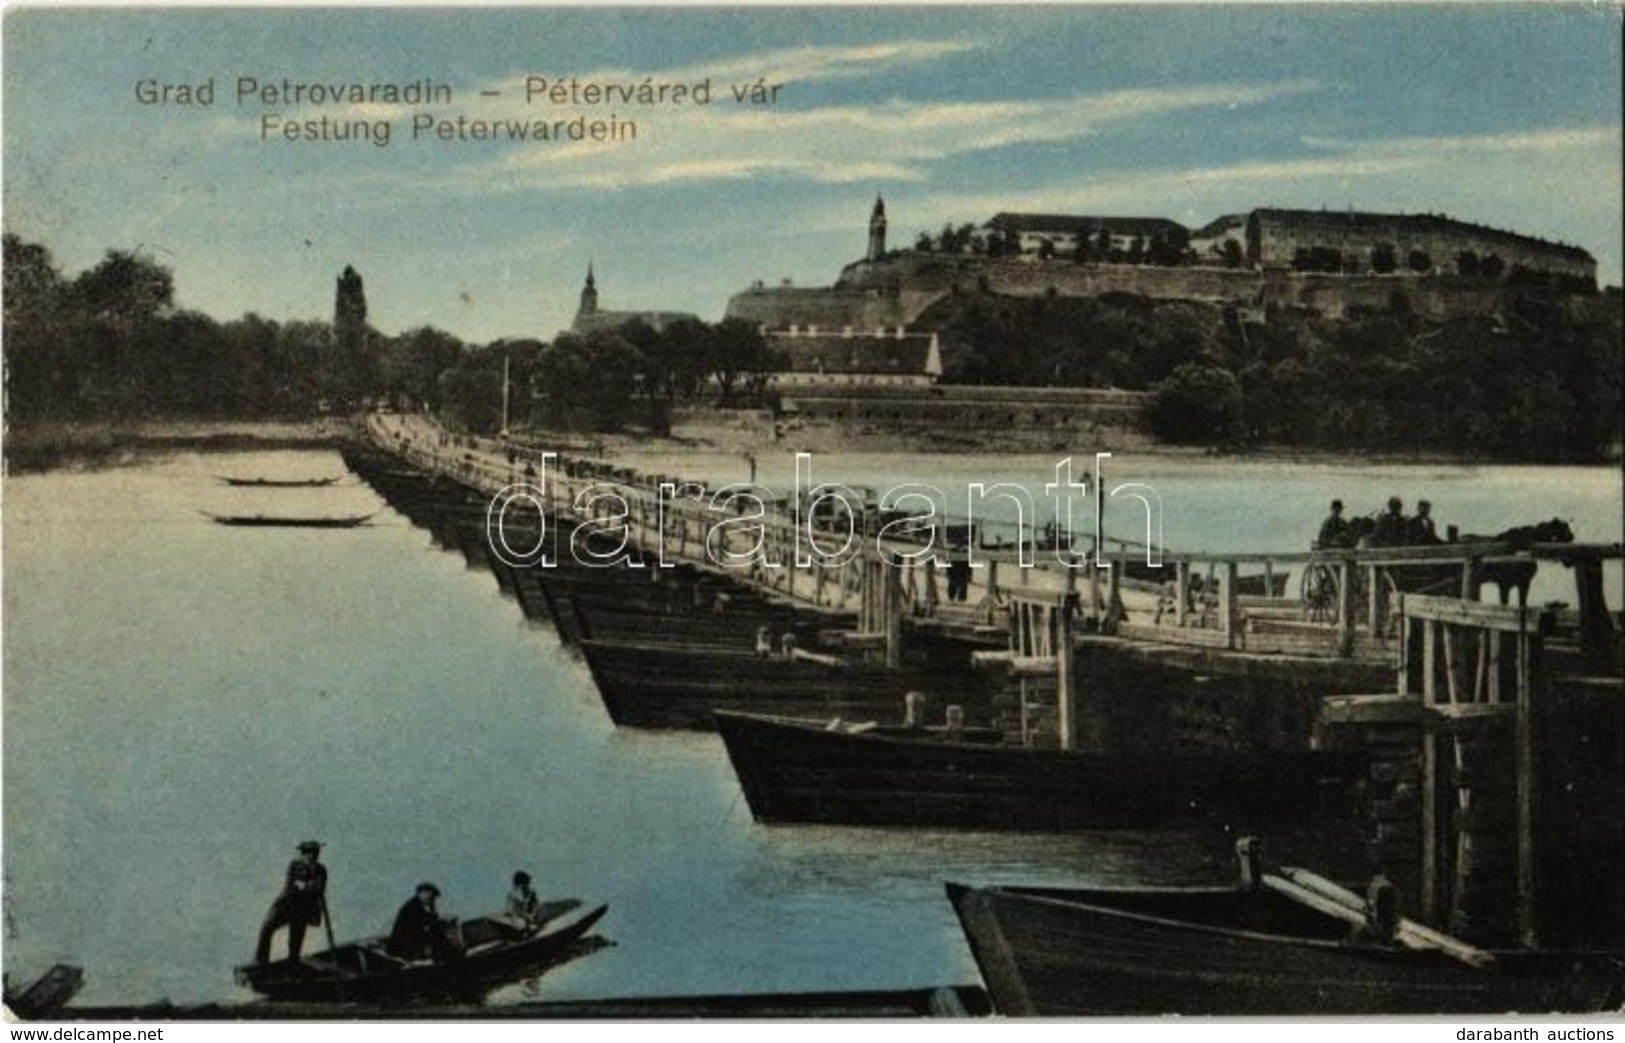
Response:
[922, 285, 1622, 461]
[3, 234, 780, 434]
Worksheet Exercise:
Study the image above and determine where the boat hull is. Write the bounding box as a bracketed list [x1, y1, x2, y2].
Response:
[235, 904, 607, 1004]
[716, 711, 1363, 832]
[581, 642, 990, 731]
[946, 884, 1624, 1015]
[204, 513, 373, 528]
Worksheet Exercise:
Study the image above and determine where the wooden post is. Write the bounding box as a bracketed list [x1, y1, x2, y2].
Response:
[1420, 618, 1439, 924]
[1057, 574, 1077, 751]
[1106, 558, 1122, 634]
[1397, 600, 1412, 696]
[1338, 559, 1357, 658]
[1222, 560, 1240, 650]
[1367, 563, 1382, 634]
[1264, 559, 1275, 601]
[1572, 554, 1620, 674]
[1514, 622, 1540, 948]
[1175, 561, 1189, 627]
[884, 552, 903, 671]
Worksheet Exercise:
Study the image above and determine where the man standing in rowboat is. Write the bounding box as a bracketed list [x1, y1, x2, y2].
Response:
[253, 841, 327, 964]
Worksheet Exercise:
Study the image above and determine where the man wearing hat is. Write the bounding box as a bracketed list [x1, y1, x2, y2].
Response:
[1371, 496, 1408, 548]
[1406, 499, 1442, 545]
[388, 882, 459, 962]
[254, 841, 327, 964]
[1316, 499, 1355, 549]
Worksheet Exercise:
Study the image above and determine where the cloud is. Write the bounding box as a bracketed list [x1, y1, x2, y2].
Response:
[1299, 126, 1620, 157]
[446, 79, 1322, 193]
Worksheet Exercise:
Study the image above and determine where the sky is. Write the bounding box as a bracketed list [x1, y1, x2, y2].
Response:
[3, 5, 1621, 345]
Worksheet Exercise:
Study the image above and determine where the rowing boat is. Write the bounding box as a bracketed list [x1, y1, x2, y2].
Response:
[716, 711, 1363, 831]
[201, 511, 375, 529]
[234, 901, 608, 1003]
[218, 476, 341, 488]
[945, 882, 1623, 1014]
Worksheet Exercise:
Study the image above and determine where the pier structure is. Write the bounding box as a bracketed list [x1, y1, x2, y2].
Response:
[1319, 594, 1624, 948]
[362, 414, 1617, 740]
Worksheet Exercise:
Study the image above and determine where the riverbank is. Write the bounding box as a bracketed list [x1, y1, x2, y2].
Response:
[507, 419, 1618, 490]
[2, 418, 349, 474]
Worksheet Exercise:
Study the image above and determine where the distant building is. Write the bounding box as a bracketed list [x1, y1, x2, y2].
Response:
[974, 213, 1190, 258]
[571, 264, 699, 335]
[765, 326, 942, 388]
[1245, 208, 1596, 281]
[1188, 214, 1248, 265]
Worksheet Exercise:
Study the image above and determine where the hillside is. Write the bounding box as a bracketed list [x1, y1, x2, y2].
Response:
[916, 284, 1623, 461]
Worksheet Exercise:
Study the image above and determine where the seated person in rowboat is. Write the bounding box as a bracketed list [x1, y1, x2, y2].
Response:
[388, 882, 461, 962]
[503, 870, 543, 931]
[254, 841, 327, 965]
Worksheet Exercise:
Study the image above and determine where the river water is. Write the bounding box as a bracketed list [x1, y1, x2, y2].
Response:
[3, 448, 1620, 1006]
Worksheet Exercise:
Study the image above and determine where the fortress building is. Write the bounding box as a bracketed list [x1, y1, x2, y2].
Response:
[766, 326, 942, 388]
[725, 196, 1602, 341]
[973, 213, 1190, 259]
[571, 264, 698, 336]
[1244, 208, 1596, 282]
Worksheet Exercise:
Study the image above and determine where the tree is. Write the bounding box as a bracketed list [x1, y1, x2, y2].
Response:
[1221, 239, 1245, 269]
[1370, 243, 1398, 274]
[1147, 363, 1243, 444]
[438, 360, 503, 433]
[1457, 250, 1481, 277]
[4, 234, 64, 320]
[70, 249, 174, 329]
[706, 318, 777, 406]
[382, 326, 466, 411]
[1408, 249, 1432, 274]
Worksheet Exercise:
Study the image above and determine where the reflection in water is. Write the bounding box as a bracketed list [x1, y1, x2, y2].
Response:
[3, 449, 1620, 1006]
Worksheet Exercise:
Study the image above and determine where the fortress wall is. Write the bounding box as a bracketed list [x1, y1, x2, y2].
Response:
[737, 251, 1578, 332]
[723, 287, 910, 330]
[1254, 216, 1595, 281]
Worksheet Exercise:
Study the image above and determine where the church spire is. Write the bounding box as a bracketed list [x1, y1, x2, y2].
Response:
[867, 195, 888, 261]
[578, 261, 599, 317]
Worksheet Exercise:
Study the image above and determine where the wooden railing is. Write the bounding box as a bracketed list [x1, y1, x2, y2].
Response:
[366, 413, 1610, 663]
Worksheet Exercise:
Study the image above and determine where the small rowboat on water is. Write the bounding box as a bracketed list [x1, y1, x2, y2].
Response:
[234, 900, 609, 1003]
[201, 511, 375, 529]
[217, 476, 341, 487]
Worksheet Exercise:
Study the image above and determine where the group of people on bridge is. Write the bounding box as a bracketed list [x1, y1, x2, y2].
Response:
[1316, 496, 1446, 551]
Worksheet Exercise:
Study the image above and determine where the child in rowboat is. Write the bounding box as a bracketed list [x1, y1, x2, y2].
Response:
[505, 870, 543, 931]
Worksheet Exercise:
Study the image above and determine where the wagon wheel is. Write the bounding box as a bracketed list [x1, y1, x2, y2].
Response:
[1300, 563, 1340, 624]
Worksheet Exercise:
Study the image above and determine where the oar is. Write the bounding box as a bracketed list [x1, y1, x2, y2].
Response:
[320, 895, 342, 978]
[1277, 865, 1495, 970]
[1236, 837, 1494, 970]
